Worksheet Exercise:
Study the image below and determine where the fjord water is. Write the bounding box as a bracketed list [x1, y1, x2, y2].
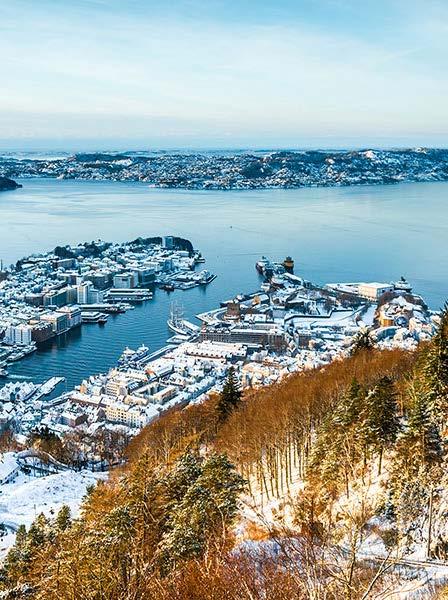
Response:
[1, 178, 447, 388]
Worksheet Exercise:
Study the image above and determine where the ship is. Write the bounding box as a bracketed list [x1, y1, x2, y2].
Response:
[198, 270, 217, 285]
[167, 302, 186, 335]
[256, 256, 269, 274]
[167, 302, 200, 337]
[0, 367, 8, 378]
[118, 344, 151, 368]
[160, 282, 175, 292]
[392, 276, 412, 293]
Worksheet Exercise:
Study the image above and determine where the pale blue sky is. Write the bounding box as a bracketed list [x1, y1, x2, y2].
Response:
[1, 0, 447, 149]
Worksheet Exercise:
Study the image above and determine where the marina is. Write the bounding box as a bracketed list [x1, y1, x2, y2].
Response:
[0, 233, 215, 376]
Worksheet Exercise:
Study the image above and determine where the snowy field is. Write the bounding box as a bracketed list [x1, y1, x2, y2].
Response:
[0, 463, 106, 557]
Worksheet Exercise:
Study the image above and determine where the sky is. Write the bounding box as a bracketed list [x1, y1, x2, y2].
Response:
[1, 0, 448, 150]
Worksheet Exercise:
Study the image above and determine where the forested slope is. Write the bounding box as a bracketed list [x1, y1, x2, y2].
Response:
[2, 308, 448, 599]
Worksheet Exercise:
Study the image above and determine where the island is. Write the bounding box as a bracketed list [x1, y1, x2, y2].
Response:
[0, 176, 22, 192]
[1, 148, 448, 189]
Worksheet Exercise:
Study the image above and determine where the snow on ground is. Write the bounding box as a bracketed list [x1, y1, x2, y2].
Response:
[0, 467, 107, 557]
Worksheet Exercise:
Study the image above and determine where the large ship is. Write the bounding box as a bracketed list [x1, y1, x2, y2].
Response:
[256, 256, 270, 274]
[392, 277, 412, 293]
[118, 344, 151, 368]
[255, 256, 286, 279]
[167, 302, 199, 338]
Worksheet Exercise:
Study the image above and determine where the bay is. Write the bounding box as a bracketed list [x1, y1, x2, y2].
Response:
[0, 178, 447, 388]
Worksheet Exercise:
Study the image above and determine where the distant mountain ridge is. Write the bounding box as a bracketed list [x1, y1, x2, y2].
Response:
[0, 176, 22, 192]
[1, 148, 448, 190]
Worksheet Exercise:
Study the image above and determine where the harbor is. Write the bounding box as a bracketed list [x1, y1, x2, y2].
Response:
[0, 177, 446, 393]
[0, 246, 438, 440]
[0, 235, 215, 374]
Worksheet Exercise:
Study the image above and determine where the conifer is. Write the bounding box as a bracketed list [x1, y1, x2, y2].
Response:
[217, 367, 242, 421]
[55, 505, 72, 532]
[351, 328, 375, 355]
[421, 302, 448, 422]
[363, 376, 400, 473]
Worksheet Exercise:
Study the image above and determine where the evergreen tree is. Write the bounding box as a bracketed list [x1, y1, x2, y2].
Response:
[363, 377, 400, 473]
[27, 513, 51, 550]
[351, 328, 375, 355]
[164, 451, 202, 504]
[406, 386, 443, 471]
[55, 505, 72, 532]
[421, 302, 448, 422]
[157, 452, 245, 573]
[333, 379, 364, 427]
[0, 525, 29, 586]
[216, 367, 242, 421]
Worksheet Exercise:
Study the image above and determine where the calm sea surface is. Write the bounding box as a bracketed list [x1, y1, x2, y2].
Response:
[0, 178, 447, 388]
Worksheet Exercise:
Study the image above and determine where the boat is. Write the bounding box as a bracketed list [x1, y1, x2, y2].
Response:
[81, 311, 103, 323]
[118, 344, 151, 368]
[22, 343, 37, 356]
[0, 368, 8, 378]
[161, 283, 175, 292]
[198, 270, 217, 285]
[256, 256, 269, 274]
[167, 302, 186, 335]
[392, 277, 412, 293]
[7, 350, 26, 362]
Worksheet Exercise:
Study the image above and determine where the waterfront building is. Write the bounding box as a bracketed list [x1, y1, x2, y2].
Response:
[4, 324, 33, 346]
[30, 321, 54, 344]
[113, 272, 137, 289]
[41, 312, 69, 334]
[77, 281, 92, 304]
[87, 288, 105, 303]
[358, 283, 394, 301]
[135, 267, 156, 286]
[56, 306, 82, 329]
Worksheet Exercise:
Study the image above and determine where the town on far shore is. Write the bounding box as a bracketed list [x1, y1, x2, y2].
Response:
[0, 238, 438, 458]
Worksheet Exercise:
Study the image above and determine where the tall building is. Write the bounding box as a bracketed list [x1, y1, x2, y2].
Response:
[4, 324, 33, 346]
[43, 288, 68, 307]
[56, 306, 82, 328]
[77, 281, 92, 304]
[88, 288, 105, 303]
[113, 272, 136, 289]
[163, 236, 174, 249]
[41, 312, 69, 334]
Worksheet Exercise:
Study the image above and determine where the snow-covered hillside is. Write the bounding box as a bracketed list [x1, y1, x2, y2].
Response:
[0, 453, 106, 556]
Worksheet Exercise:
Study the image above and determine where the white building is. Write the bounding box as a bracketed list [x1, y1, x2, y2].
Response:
[77, 281, 92, 304]
[358, 283, 393, 301]
[113, 273, 136, 289]
[104, 398, 158, 428]
[4, 324, 33, 345]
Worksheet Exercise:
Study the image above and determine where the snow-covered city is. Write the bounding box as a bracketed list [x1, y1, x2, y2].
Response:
[0, 239, 439, 563]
